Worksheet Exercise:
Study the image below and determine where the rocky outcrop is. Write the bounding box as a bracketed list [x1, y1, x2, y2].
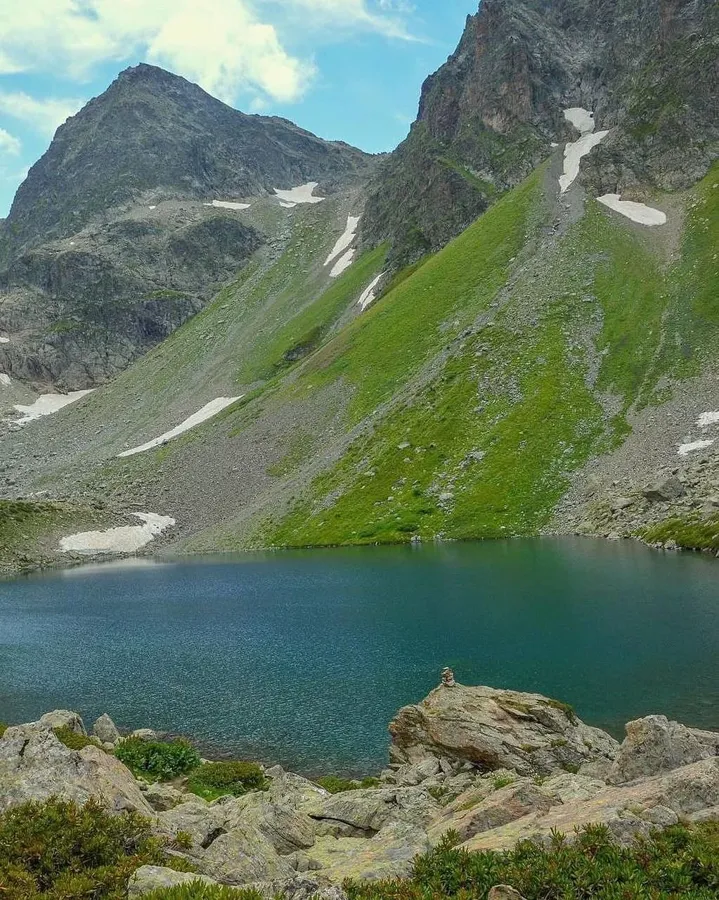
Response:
[0, 722, 152, 815]
[39, 709, 86, 734]
[308, 786, 439, 837]
[362, 0, 717, 263]
[389, 683, 619, 775]
[128, 866, 218, 897]
[608, 715, 719, 784]
[312, 822, 432, 882]
[93, 713, 121, 744]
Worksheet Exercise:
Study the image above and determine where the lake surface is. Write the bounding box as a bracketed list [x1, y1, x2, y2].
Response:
[0, 539, 717, 776]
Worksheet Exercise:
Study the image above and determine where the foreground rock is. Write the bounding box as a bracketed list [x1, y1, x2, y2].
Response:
[608, 715, 719, 784]
[389, 684, 619, 775]
[93, 713, 121, 745]
[0, 722, 152, 815]
[129, 866, 218, 897]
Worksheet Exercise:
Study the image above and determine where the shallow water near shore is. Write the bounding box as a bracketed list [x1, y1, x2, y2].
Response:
[0, 538, 717, 776]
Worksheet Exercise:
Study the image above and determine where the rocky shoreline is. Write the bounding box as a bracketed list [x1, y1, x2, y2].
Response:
[2, 680, 718, 898]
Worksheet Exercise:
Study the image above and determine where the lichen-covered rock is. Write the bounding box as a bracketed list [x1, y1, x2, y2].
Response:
[266, 766, 329, 812]
[92, 713, 121, 744]
[39, 709, 86, 735]
[142, 781, 185, 812]
[195, 823, 295, 885]
[428, 780, 559, 844]
[314, 822, 431, 883]
[0, 722, 152, 815]
[156, 798, 225, 848]
[219, 792, 316, 855]
[488, 888, 526, 900]
[308, 786, 440, 836]
[608, 715, 719, 784]
[128, 866, 218, 897]
[389, 684, 619, 776]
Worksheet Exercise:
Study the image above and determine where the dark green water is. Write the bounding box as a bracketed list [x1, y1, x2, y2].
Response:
[0, 539, 717, 776]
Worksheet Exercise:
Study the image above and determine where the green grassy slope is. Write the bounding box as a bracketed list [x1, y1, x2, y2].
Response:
[220, 166, 717, 549]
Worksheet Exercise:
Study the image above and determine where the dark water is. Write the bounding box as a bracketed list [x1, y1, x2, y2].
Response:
[0, 539, 717, 776]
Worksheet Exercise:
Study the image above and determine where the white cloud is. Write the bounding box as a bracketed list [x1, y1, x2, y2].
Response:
[0, 1, 414, 109]
[0, 128, 21, 155]
[0, 91, 84, 137]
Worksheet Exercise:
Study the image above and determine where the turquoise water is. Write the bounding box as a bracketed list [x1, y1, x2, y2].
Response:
[0, 538, 717, 776]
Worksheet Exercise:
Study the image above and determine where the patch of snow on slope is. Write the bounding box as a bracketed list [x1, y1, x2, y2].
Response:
[205, 200, 251, 211]
[325, 216, 361, 266]
[59, 513, 176, 554]
[564, 107, 596, 134]
[330, 249, 355, 278]
[0, 336, 9, 343]
[13, 390, 94, 425]
[678, 439, 715, 457]
[560, 130, 609, 193]
[698, 411, 719, 427]
[118, 396, 241, 457]
[274, 182, 324, 207]
[0, 374, 10, 387]
[597, 194, 666, 226]
[358, 273, 384, 311]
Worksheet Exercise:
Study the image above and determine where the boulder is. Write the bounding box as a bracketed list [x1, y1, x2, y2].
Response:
[128, 866, 218, 897]
[463, 757, 719, 852]
[308, 786, 440, 836]
[245, 877, 348, 900]
[92, 713, 121, 744]
[608, 716, 719, 784]
[395, 758, 442, 786]
[266, 766, 329, 812]
[389, 684, 619, 776]
[0, 722, 152, 815]
[228, 795, 316, 854]
[642, 477, 685, 502]
[39, 710, 86, 735]
[428, 780, 558, 844]
[488, 888, 526, 900]
[131, 728, 161, 741]
[142, 782, 185, 811]
[156, 798, 226, 849]
[539, 772, 607, 803]
[196, 823, 295, 885]
[314, 821, 431, 882]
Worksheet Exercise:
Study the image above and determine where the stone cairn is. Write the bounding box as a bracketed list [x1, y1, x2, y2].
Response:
[441, 667, 456, 687]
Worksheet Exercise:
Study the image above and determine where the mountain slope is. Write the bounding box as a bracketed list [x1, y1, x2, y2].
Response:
[0, 65, 376, 389]
[362, 0, 718, 263]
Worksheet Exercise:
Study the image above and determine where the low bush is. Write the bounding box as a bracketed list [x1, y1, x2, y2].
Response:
[143, 885, 265, 899]
[186, 761, 267, 800]
[53, 726, 103, 751]
[346, 822, 719, 900]
[317, 775, 381, 794]
[115, 737, 201, 781]
[0, 798, 166, 898]
[0, 723, 7, 738]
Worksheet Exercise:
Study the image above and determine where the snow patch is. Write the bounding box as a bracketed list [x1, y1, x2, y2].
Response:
[325, 216, 360, 266]
[13, 390, 93, 425]
[597, 194, 666, 226]
[698, 411, 719, 427]
[148, 205, 156, 210]
[678, 439, 715, 457]
[274, 182, 324, 207]
[357, 273, 384, 311]
[205, 199, 251, 211]
[118, 396, 241, 457]
[560, 130, 609, 192]
[564, 107, 596, 134]
[329, 249, 355, 278]
[59, 513, 176, 554]
[0, 336, 9, 343]
[0, 374, 10, 387]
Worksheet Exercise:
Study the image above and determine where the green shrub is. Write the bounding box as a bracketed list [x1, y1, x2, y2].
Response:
[0, 798, 166, 898]
[53, 726, 103, 751]
[346, 822, 719, 900]
[491, 774, 515, 790]
[115, 737, 201, 781]
[317, 775, 381, 794]
[0, 723, 7, 739]
[143, 885, 265, 899]
[186, 761, 267, 801]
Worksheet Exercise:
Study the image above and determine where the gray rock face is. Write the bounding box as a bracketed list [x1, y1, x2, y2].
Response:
[142, 782, 185, 812]
[39, 709, 86, 735]
[608, 715, 719, 785]
[316, 821, 432, 883]
[196, 824, 295, 885]
[228, 795, 316, 855]
[128, 866, 218, 897]
[0, 722, 152, 815]
[389, 683, 619, 776]
[642, 477, 686, 502]
[488, 888, 526, 900]
[92, 713, 120, 744]
[362, 0, 717, 263]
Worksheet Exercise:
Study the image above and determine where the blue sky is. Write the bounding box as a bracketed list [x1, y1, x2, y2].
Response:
[0, 0, 478, 218]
